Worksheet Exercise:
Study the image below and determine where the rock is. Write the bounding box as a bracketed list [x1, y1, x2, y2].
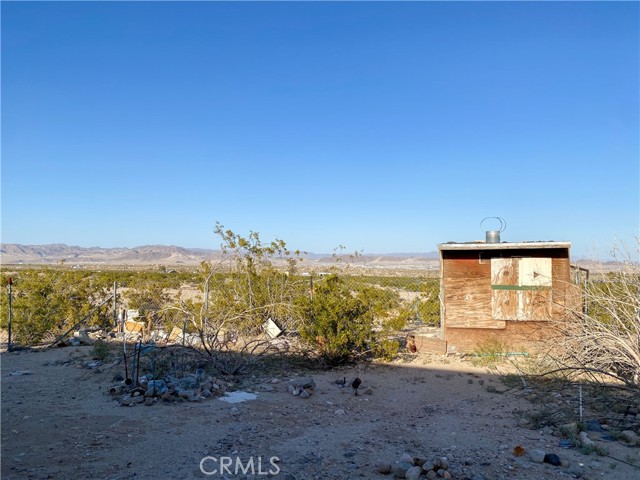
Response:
[436, 469, 450, 478]
[178, 377, 198, 390]
[364, 387, 373, 395]
[200, 381, 213, 392]
[431, 457, 449, 470]
[425, 470, 437, 480]
[399, 453, 415, 465]
[288, 376, 316, 390]
[132, 394, 145, 404]
[334, 409, 346, 415]
[579, 431, 594, 448]
[73, 330, 94, 345]
[109, 385, 124, 395]
[120, 395, 132, 406]
[177, 389, 200, 401]
[529, 449, 546, 463]
[299, 390, 310, 399]
[543, 453, 561, 466]
[376, 463, 392, 474]
[144, 397, 155, 406]
[148, 380, 167, 394]
[621, 430, 639, 445]
[391, 461, 413, 478]
[405, 466, 422, 480]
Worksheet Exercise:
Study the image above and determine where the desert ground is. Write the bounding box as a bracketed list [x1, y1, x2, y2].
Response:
[2, 344, 639, 480]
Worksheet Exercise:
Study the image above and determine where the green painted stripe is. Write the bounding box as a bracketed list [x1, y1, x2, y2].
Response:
[491, 285, 551, 291]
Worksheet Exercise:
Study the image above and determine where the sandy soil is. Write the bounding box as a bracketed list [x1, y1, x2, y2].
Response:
[2, 346, 639, 480]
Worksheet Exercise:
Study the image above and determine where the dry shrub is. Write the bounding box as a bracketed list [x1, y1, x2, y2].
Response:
[543, 239, 639, 390]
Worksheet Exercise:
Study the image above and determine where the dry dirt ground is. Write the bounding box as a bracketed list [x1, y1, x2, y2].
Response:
[2, 346, 639, 480]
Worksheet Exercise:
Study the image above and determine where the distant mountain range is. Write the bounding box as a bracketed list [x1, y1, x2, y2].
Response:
[0, 243, 440, 267]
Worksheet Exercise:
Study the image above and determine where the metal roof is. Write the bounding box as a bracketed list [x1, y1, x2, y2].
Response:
[438, 241, 571, 251]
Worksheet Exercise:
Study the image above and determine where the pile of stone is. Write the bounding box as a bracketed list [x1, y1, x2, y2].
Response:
[112, 369, 225, 407]
[287, 376, 316, 399]
[377, 453, 453, 479]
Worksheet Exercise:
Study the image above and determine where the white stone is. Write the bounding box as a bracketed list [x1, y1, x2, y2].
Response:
[529, 449, 546, 463]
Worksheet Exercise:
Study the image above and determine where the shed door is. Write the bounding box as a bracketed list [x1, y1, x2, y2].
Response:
[491, 257, 552, 320]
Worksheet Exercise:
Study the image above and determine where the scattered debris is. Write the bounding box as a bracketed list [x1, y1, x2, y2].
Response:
[351, 377, 362, 396]
[288, 376, 315, 398]
[219, 391, 257, 404]
[264, 318, 282, 339]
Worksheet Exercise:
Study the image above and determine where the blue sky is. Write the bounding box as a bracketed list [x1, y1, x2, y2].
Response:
[2, 1, 638, 258]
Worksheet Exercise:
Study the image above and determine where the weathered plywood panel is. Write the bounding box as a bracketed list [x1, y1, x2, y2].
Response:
[492, 289, 518, 320]
[445, 321, 562, 354]
[552, 257, 572, 317]
[444, 257, 490, 277]
[489, 257, 553, 321]
[413, 335, 448, 355]
[491, 258, 519, 286]
[519, 289, 552, 320]
[491, 258, 519, 320]
[444, 274, 493, 328]
[519, 258, 552, 287]
[444, 255, 504, 329]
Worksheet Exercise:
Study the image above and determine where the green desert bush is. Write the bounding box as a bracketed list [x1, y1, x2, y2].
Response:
[298, 274, 404, 365]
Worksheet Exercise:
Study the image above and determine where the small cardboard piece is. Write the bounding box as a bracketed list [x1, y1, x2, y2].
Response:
[264, 318, 282, 339]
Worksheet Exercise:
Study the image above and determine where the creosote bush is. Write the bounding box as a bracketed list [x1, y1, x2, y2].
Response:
[298, 274, 404, 365]
[0, 269, 112, 345]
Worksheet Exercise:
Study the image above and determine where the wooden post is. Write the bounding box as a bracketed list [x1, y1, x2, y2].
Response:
[113, 281, 117, 329]
[7, 277, 13, 352]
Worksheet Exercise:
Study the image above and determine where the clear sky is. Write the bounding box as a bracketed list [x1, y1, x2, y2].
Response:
[1, 1, 638, 259]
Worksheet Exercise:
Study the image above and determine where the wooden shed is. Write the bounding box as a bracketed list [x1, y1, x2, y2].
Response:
[438, 241, 577, 354]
